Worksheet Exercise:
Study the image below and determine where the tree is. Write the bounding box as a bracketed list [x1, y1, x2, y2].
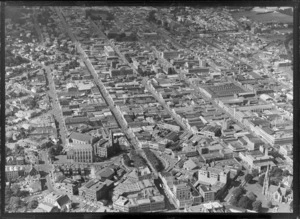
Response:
[165, 142, 172, 148]
[6, 146, 13, 156]
[252, 169, 259, 177]
[19, 190, 30, 197]
[245, 173, 253, 183]
[252, 200, 262, 212]
[11, 184, 21, 196]
[14, 144, 21, 152]
[40, 141, 53, 150]
[247, 192, 256, 202]
[28, 199, 38, 209]
[258, 174, 265, 186]
[238, 196, 252, 209]
[48, 146, 56, 157]
[9, 196, 21, 211]
[270, 176, 282, 186]
[270, 166, 283, 178]
[232, 187, 245, 199]
[5, 187, 13, 204]
[282, 170, 290, 177]
[267, 200, 273, 208]
[229, 195, 239, 206]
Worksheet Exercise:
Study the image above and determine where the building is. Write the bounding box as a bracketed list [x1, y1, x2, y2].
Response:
[161, 51, 179, 60]
[113, 191, 165, 212]
[68, 132, 96, 145]
[56, 178, 79, 195]
[186, 201, 225, 212]
[16, 156, 25, 165]
[34, 203, 59, 212]
[199, 185, 215, 202]
[159, 172, 200, 209]
[79, 178, 114, 201]
[67, 143, 94, 163]
[279, 144, 292, 156]
[90, 166, 115, 181]
[113, 179, 155, 199]
[104, 46, 115, 57]
[94, 138, 115, 158]
[238, 148, 276, 172]
[44, 192, 72, 212]
[242, 134, 265, 151]
[5, 165, 26, 181]
[198, 166, 230, 185]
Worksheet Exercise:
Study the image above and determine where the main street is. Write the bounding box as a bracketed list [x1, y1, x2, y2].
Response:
[32, 11, 69, 147]
[54, 7, 158, 177]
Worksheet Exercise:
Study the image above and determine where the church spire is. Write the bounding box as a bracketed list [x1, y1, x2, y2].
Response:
[262, 165, 270, 195]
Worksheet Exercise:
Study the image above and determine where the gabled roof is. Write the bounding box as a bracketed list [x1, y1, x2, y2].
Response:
[98, 167, 115, 178]
[69, 132, 94, 143]
[184, 159, 198, 170]
[56, 195, 71, 207]
[37, 202, 56, 212]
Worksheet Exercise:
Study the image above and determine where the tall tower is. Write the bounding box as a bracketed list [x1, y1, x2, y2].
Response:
[262, 165, 270, 195]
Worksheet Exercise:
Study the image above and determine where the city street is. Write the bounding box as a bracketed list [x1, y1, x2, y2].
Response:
[54, 7, 159, 178]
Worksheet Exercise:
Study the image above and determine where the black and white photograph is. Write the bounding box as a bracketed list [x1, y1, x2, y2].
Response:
[3, 2, 296, 215]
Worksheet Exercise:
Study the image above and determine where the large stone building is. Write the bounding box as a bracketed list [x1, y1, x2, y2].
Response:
[67, 143, 94, 163]
[198, 166, 229, 185]
[159, 172, 202, 209]
[79, 178, 114, 201]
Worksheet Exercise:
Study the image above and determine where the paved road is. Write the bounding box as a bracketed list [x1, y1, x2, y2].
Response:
[54, 7, 159, 178]
[39, 150, 56, 192]
[154, 178, 176, 211]
[30, 12, 69, 146]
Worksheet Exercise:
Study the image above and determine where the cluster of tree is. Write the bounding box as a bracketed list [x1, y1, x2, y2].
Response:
[130, 151, 147, 168]
[258, 174, 265, 186]
[24, 97, 39, 109]
[258, 166, 289, 187]
[165, 142, 181, 152]
[229, 187, 246, 206]
[48, 144, 63, 160]
[244, 173, 254, 183]
[62, 60, 80, 71]
[27, 199, 39, 209]
[14, 144, 25, 156]
[38, 140, 54, 150]
[230, 187, 263, 212]
[251, 169, 259, 177]
[123, 154, 132, 167]
[269, 166, 288, 186]
[6, 146, 13, 156]
[115, 32, 138, 42]
[5, 184, 29, 211]
[143, 148, 164, 172]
